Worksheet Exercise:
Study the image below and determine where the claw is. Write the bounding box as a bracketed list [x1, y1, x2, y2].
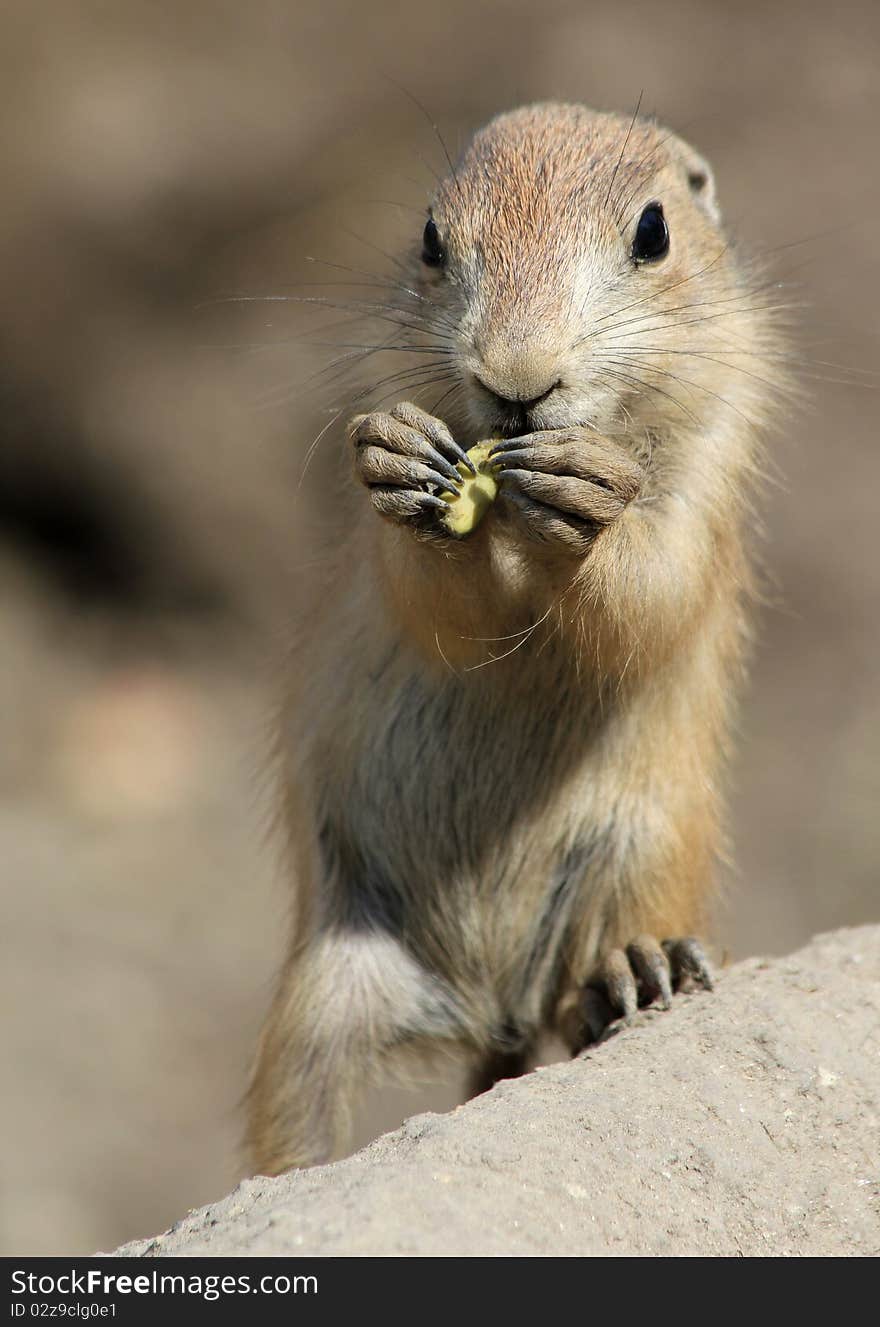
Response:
[594, 948, 639, 1021]
[489, 448, 531, 470]
[368, 486, 450, 515]
[663, 937, 715, 992]
[422, 466, 461, 492]
[626, 936, 673, 1010]
[488, 436, 530, 456]
[568, 932, 716, 1057]
[403, 407, 475, 473]
[450, 440, 477, 474]
[423, 448, 464, 486]
[412, 493, 451, 512]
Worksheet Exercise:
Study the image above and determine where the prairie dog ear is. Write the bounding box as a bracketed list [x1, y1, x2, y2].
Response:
[674, 137, 720, 223]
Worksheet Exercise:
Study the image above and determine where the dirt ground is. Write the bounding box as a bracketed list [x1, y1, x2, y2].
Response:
[1, 0, 878, 1255]
[113, 928, 880, 1258]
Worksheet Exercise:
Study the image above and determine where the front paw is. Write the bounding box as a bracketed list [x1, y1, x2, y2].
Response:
[491, 430, 643, 553]
[349, 401, 474, 535]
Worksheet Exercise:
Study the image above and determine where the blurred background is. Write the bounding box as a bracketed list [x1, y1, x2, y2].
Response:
[1, 0, 877, 1256]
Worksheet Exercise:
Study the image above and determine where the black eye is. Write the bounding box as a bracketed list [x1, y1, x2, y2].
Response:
[421, 217, 445, 268]
[632, 203, 669, 263]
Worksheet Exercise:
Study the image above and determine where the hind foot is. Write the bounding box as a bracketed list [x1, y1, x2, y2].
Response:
[466, 1046, 531, 1100]
[567, 935, 714, 1054]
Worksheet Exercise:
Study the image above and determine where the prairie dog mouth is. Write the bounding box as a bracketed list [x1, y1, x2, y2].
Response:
[472, 376, 562, 438]
[497, 407, 532, 438]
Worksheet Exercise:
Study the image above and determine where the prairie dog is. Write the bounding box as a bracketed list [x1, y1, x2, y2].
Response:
[247, 103, 785, 1175]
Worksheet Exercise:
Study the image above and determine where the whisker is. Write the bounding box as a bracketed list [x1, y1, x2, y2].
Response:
[596, 300, 802, 344]
[304, 341, 455, 355]
[461, 602, 556, 644]
[463, 602, 556, 672]
[295, 365, 459, 484]
[303, 255, 460, 335]
[433, 628, 459, 678]
[613, 355, 758, 426]
[596, 344, 793, 396]
[428, 378, 464, 417]
[591, 283, 788, 337]
[197, 292, 455, 341]
[603, 92, 643, 210]
[352, 363, 458, 400]
[611, 125, 688, 229]
[357, 198, 427, 215]
[297, 404, 349, 485]
[597, 361, 702, 427]
[589, 247, 731, 331]
[337, 224, 420, 280]
[384, 76, 462, 199]
[369, 371, 459, 415]
[255, 329, 404, 407]
[266, 344, 452, 414]
[601, 344, 876, 380]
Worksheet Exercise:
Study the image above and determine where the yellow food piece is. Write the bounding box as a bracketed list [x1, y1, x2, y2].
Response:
[440, 441, 501, 537]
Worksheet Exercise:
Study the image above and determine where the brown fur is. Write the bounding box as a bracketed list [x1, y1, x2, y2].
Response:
[246, 103, 787, 1176]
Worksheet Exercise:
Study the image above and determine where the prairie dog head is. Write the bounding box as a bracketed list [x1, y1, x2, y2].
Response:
[413, 103, 770, 450]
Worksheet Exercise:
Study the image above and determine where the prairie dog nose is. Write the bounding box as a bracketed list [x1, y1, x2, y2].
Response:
[474, 372, 561, 412]
[473, 329, 565, 405]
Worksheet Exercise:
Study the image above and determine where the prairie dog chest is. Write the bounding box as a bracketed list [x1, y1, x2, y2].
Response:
[354, 664, 591, 840]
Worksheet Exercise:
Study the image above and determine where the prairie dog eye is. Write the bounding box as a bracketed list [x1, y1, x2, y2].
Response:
[421, 217, 445, 268]
[632, 203, 669, 263]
